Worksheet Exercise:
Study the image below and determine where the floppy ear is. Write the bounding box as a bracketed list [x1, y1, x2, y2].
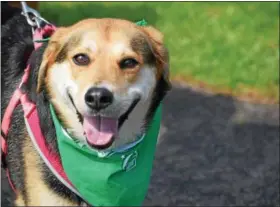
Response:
[141, 26, 171, 91]
[37, 27, 67, 93]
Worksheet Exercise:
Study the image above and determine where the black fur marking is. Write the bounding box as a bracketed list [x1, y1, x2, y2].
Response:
[129, 33, 170, 132]
[55, 35, 81, 63]
[1, 6, 34, 203]
[6, 108, 28, 206]
[55, 43, 68, 63]
[1, 130, 7, 139]
[68, 92, 84, 124]
[144, 75, 170, 130]
[130, 34, 170, 133]
[130, 34, 156, 64]
[1, 131, 7, 168]
[118, 95, 141, 129]
[1, 2, 22, 25]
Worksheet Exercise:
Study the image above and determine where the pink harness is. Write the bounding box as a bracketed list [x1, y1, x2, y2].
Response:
[1, 25, 76, 196]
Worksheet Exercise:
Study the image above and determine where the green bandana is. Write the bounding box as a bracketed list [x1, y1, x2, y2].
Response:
[50, 103, 161, 206]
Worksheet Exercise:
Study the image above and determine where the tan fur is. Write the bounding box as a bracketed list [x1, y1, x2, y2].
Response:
[38, 18, 171, 136]
[39, 18, 170, 95]
[22, 134, 78, 206]
[15, 193, 25, 206]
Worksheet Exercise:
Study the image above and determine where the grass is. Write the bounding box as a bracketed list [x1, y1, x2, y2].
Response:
[39, 2, 279, 103]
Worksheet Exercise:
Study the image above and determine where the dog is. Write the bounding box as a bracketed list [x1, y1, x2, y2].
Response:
[1, 4, 171, 206]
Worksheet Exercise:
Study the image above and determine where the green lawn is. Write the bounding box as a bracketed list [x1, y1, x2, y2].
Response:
[39, 2, 279, 103]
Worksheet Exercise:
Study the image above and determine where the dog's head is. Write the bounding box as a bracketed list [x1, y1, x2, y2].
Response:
[38, 18, 171, 150]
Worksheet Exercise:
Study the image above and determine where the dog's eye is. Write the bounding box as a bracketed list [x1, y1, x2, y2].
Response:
[119, 58, 139, 69]
[73, 54, 90, 66]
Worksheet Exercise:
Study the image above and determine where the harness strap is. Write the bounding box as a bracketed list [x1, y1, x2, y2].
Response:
[24, 108, 82, 197]
[1, 65, 30, 159]
[24, 104, 74, 186]
[6, 168, 17, 193]
[1, 79, 27, 194]
[1, 89, 23, 136]
[1, 25, 55, 195]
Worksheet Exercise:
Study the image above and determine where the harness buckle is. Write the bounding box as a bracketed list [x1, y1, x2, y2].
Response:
[20, 1, 50, 34]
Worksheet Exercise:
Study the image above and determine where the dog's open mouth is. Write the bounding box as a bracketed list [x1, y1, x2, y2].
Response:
[67, 92, 140, 150]
[83, 116, 117, 149]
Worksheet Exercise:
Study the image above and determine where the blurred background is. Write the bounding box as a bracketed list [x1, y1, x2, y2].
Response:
[2, 2, 279, 206]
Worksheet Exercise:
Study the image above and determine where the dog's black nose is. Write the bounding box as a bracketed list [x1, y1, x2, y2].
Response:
[85, 87, 113, 111]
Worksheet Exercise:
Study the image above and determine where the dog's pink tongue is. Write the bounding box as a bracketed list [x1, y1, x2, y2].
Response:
[83, 116, 118, 147]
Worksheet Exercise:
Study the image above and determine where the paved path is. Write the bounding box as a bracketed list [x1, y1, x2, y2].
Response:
[2, 83, 279, 206]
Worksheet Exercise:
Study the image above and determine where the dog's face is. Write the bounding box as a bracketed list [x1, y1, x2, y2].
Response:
[38, 18, 171, 150]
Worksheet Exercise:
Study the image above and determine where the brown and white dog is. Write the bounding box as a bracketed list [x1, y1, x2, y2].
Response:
[1, 4, 171, 206]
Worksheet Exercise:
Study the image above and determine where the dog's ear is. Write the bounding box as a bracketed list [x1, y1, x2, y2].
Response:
[141, 26, 171, 91]
[37, 27, 67, 93]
